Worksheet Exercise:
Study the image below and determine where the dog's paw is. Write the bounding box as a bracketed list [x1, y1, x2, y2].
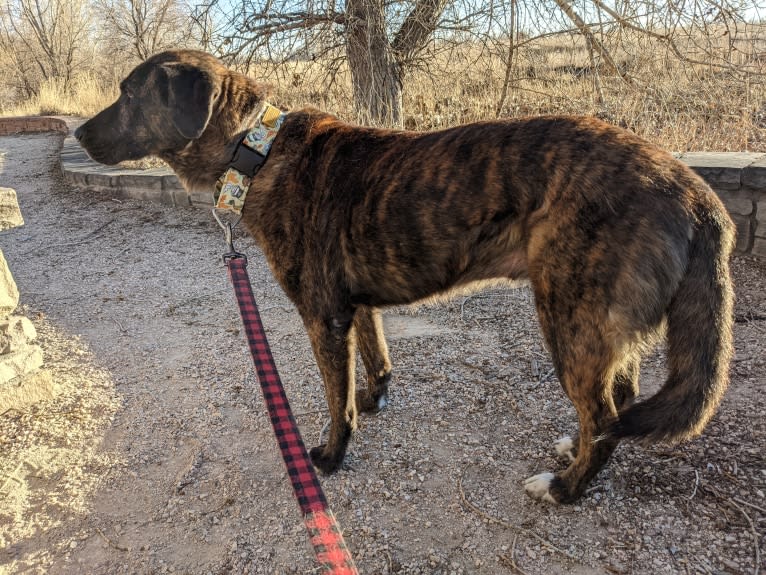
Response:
[524, 472, 559, 504]
[554, 436, 576, 462]
[309, 445, 344, 475]
[355, 389, 389, 413]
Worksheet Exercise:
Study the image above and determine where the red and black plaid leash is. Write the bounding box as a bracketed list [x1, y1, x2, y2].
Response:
[223, 248, 358, 574]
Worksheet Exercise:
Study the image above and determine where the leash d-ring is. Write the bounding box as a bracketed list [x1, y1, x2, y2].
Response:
[212, 208, 243, 261]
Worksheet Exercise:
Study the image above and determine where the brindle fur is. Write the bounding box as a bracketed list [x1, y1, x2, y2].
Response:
[75, 50, 735, 504]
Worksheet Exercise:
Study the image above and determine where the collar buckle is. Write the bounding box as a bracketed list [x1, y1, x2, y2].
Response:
[230, 141, 266, 176]
[214, 102, 286, 215]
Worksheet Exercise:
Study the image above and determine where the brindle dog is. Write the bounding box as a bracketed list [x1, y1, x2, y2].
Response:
[75, 50, 735, 504]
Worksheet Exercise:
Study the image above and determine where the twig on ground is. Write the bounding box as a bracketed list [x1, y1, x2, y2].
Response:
[319, 418, 332, 445]
[0, 406, 29, 417]
[732, 498, 766, 515]
[260, 305, 293, 313]
[200, 496, 236, 516]
[689, 470, 700, 500]
[96, 527, 130, 552]
[0, 462, 25, 493]
[735, 313, 766, 323]
[734, 312, 766, 334]
[293, 409, 327, 418]
[727, 498, 761, 575]
[21, 219, 116, 255]
[502, 533, 530, 575]
[169, 288, 229, 309]
[457, 474, 581, 562]
[539, 367, 556, 384]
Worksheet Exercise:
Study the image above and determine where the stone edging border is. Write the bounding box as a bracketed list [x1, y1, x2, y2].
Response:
[0, 115, 68, 136]
[0, 115, 763, 257]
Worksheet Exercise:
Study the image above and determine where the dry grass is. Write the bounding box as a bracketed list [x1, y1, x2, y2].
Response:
[0, 72, 118, 118]
[2, 30, 765, 152]
[262, 32, 766, 152]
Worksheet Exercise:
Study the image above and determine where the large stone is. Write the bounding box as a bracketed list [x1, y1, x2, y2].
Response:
[730, 214, 752, 253]
[753, 199, 766, 257]
[677, 152, 762, 191]
[714, 189, 754, 216]
[0, 315, 37, 354]
[0, 369, 55, 414]
[0, 187, 23, 230]
[742, 154, 766, 189]
[0, 344, 43, 384]
[0, 249, 19, 316]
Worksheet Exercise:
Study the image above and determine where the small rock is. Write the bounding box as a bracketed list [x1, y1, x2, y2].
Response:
[0, 188, 23, 230]
[0, 250, 19, 316]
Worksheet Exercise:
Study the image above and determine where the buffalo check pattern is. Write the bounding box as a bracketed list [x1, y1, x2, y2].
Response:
[226, 255, 358, 574]
[305, 509, 358, 575]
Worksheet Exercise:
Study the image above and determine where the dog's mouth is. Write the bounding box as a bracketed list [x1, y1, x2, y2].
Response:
[75, 123, 145, 166]
[80, 146, 121, 166]
[78, 139, 147, 166]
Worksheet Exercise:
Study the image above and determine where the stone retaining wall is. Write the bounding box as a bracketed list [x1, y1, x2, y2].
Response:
[0, 116, 764, 257]
[59, 137, 200, 208]
[677, 152, 765, 257]
[0, 116, 68, 135]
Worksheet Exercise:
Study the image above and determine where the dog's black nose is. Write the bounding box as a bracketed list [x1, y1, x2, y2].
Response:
[74, 125, 84, 141]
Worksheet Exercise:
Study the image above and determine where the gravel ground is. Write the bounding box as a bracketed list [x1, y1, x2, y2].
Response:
[0, 131, 764, 575]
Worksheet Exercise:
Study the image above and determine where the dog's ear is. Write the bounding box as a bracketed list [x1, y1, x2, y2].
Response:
[162, 63, 218, 140]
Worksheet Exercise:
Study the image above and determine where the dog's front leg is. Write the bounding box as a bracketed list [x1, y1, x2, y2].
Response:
[354, 306, 392, 413]
[304, 313, 357, 474]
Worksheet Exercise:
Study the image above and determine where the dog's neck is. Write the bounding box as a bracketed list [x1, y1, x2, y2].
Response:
[213, 103, 285, 213]
[161, 72, 270, 193]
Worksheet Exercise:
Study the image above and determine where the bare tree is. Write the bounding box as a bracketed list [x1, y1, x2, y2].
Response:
[96, 0, 194, 62]
[0, 0, 92, 95]
[191, 0, 764, 134]
[195, 0, 450, 127]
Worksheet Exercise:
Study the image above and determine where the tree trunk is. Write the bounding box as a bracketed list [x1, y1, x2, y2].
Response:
[345, 0, 403, 127]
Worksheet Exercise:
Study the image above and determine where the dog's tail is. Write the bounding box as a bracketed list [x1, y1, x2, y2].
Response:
[611, 202, 735, 444]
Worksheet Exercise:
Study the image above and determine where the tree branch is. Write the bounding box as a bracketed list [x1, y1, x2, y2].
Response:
[243, 10, 346, 35]
[552, 0, 634, 85]
[391, 0, 450, 66]
[588, 0, 748, 76]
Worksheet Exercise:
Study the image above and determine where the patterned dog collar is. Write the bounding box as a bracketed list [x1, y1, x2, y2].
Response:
[215, 103, 286, 214]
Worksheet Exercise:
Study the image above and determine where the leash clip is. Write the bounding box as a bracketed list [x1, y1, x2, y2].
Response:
[212, 208, 245, 263]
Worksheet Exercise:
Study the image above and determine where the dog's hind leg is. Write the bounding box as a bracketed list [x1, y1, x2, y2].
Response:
[613, 356, 640, 409]
[522, 251, 630, 502]
[304, 313, 358, 474]
[524, 343, 622, 504]
[354, 306, 392, 413]
[554, 356, 640, 463]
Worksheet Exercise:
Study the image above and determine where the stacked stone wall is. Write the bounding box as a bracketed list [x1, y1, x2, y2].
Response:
[0, 187, 52, 413]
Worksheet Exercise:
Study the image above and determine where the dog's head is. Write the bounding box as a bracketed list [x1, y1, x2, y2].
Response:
[75, 50, 225, 165]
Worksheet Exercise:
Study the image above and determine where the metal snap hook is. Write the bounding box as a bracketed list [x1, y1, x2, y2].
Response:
[212, 208, 243, 261]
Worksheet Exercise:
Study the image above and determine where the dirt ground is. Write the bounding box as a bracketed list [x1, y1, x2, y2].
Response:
[0, 131, 764, 575]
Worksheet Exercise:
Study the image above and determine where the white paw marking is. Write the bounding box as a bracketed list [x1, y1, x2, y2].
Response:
[377, 395, 388, 410]
[554, 436, 575, 462]
[524, 472, 558, 504]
